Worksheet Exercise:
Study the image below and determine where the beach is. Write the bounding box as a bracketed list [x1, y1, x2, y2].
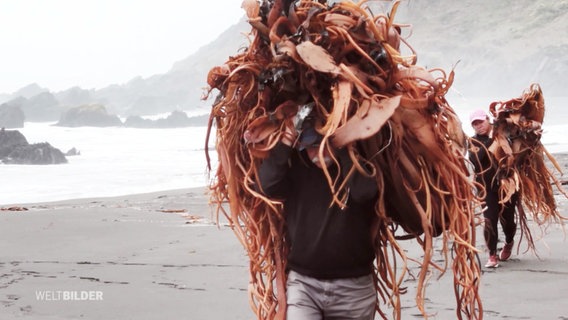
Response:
[1, 188, 251, 319]
[1, 168, 567, 319]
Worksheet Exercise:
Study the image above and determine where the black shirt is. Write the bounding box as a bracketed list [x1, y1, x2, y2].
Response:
[257, 143, 378, 279]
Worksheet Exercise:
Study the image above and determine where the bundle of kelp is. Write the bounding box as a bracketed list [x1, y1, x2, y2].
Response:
[488, 83, 567, 250]
[204, 1, 481, 319]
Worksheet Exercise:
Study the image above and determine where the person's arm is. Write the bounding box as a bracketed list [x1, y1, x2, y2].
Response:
[256, 142, 294, 198]
[254, 124, 297, 198]
[336, 148, 378, 202]
[468, 137, 492, 172]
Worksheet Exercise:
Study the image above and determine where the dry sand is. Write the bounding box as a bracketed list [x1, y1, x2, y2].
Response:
[1, 155, 568, 319]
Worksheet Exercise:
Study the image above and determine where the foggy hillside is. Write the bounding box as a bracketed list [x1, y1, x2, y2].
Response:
[393, 0, 567, 100]
[1, 0, 566, 118]
[188, 0, 567, 109]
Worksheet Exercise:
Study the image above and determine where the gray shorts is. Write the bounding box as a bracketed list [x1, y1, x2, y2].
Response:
[286, 270, 376, 320]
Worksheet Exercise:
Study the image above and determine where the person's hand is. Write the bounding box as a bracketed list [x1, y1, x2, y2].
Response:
[281, 122, 297, 147]
[243, 124, 296, 146]
[243, 130, 251, 144]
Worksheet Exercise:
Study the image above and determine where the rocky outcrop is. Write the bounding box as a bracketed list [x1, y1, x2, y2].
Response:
[0, 129, 28, 156]
[56, 86, 95, 110]
[123, 115, 153, 128]
[21, 91, 62, 122]
[65, 147, 81, 156]
[124, 110, 203, 128]
[56, 104, 123, 127]
[154, 110, 192, 128]
[0, 129, 67, 164]
[0, 103, 25, 128]
[2, 142, 67, 165]
[185, 114, 209, 127]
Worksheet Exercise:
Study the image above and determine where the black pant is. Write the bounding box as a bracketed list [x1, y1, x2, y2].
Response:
[483, 190, 518, 255]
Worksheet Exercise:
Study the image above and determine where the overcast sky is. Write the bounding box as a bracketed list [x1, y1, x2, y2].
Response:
[0, 0, 245, 94]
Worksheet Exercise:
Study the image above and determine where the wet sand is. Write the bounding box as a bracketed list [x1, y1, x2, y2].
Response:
[1, 155, 567, 319]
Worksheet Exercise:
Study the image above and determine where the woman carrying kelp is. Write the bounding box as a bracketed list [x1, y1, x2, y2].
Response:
[468, 84, 567, 266]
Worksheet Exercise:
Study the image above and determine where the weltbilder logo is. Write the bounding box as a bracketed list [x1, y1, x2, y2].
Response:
[35, 290, 103, 301]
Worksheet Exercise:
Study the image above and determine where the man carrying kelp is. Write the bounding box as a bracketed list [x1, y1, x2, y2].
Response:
[205, 0, 482, 319]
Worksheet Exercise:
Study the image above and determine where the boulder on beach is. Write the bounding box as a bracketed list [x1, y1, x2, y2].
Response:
[56, 104, 123, 127]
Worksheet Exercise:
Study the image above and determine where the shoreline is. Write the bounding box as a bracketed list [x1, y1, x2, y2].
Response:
[3, 151, 566, 208]
[2, 187, 207, 207]
[1, 157, 567, 319]
[0, 187, 211, 212]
